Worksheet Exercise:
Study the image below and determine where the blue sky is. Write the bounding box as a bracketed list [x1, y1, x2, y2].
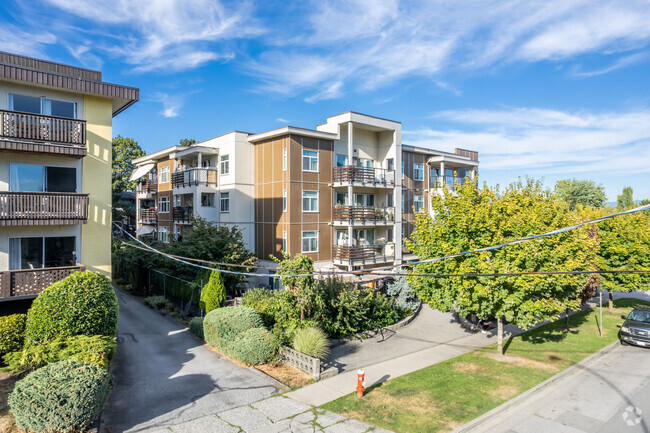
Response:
[2, 0, 650, 202]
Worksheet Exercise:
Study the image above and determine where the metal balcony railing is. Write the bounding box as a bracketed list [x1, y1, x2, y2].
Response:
[172, 206, 192, 223]
[332, 206, 395, 223]
[332, 166, 395, 186]
[136, 174, 157, 193]
[332, 242, 395, 265]
[139, 208, 158, 223]
[0, 192, 89, 226]
[431, 176, 466, 191]
[172, 168, 217, 188]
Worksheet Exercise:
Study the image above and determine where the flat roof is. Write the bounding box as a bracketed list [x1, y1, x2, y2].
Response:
[248, 126, 338, 143]
[317, 111, 401, 127]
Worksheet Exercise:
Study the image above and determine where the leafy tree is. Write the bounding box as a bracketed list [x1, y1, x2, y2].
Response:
[200, 270, 226, 314]
[617, 186, 634, 210]
[555, 178, 606, 210]
[640, 199, 650, 206]
[407, 179, 597, 355]
[179, 138, 197, 147]
[272, 253, 315, 321]
[112, 136, 145, 194]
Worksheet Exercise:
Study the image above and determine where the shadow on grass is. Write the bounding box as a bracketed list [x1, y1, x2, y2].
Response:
[518, 309, 592, 346]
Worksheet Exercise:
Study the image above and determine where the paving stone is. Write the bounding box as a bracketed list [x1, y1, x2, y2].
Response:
[315, 411, 348, 428]
[217, 405, 272, 431]
[252, 396, 314, 422]
[291, 410, 318, 425]
[323, 419, 375, 433]
[147, 415, 240, 433]
[248, 418, 292, 433]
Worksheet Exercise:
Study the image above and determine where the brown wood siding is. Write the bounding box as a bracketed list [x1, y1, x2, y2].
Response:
[0, 52, 102, 80]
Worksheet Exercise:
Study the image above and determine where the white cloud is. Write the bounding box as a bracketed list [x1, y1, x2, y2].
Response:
[152, 92, 187, 118]
[276, 118, 289, 123]
[405, 107, 650, 176]
[0, 25, 56, 58]
[572, 52, 649, 78]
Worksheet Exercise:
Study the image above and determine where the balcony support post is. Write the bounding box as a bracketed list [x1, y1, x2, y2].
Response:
[347, 122, 354, 271]
[440, 161, 445, 187]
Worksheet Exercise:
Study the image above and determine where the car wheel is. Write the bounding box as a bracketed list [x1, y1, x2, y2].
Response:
[620, 339, 628, 346]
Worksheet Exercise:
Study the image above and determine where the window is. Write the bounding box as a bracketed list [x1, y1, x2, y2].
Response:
[174, 225, 181, 241]
[10, 165, 77, 193]
[354, 194, 375, 207]
[335, 192, 348, 206]
[173, 195, 181, 207]
[282, 231, 287, 253]
[302, 190, 318, 212]
[336, 154, 348, 167]
[159, 227, 170, 243]
[387, 158, 394, 170]
[283, 189, 287, 212]
[158, 197, 170, 213]
[357, 158, 374, 168]
[354, 229, 375, 245]
[158, 166, 170, 183]
[387, 193, 394, 207]
[9, 236, 76, 270]
[282, 148, 287, 171]
[302, 150, 318, 171]
[401, 194, 404, 213]
[9, 94, 76, 118]
[414, 195, 424, 213]
[220, 192, 230, 212]
[201, 193, 214, 207]
[387, 228, 394, 243]
[302, 231, 318, 252]
[401, 161, 404, 179]
[414, 163, 424, 181]
[220, 155, 230, 175]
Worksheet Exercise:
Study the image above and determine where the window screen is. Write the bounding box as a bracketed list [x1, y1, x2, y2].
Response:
[46, 167, 76, 192]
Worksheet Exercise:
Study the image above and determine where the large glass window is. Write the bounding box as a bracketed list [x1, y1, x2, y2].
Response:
[414, 163, 424, 181]
[335, 192, 348, 206]
[44, 237, 76, 267]
[9, 236, 76, 270]
[220, 155, 230, 175]
[10, 165, 76, 192]
[282, 231, 287, 253]
[46, 167, 76, 192]
[336, 154, 348, 167]
[220, 192, 230, 212]
[43, 98, 76, 118]
[158, 166, 170, 183]
[302, 150, 318, 171]
[283, 189, 287, 212]
[158, 197, 170, 213]
[9, 94, 76, 118]
[302, 191, 318, 212]
[302, 231, 318, 252]
[414, 195, 424, 213]
[9, 94, 40, 114]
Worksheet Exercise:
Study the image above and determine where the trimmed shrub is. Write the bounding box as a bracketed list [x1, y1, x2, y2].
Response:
[228, 328, 274, 365]
[293, 327, 330, 360]
[189, 317, 204, 340]
[386, 274, 419, 310]
[200, 270, 226, 314]
[3, 335, 116, 375]
[0, 314, 27, 357]
[25, 272, 118, 343]
[9, 359, 113, 433]
[203, 306, 262, 350]
[144, 295, 173, 311]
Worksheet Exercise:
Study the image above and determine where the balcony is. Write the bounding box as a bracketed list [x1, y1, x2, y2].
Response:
[332, 166, 395, 188]
[172, 168, 217, 189]
[0, 264, 86, 300]
[431, 175, 466, 192]
[332, 242, 395, 266]
[136, 174, 157, 195]
[0, 192, 89, 226]
[332, 206, 395, 226]
[139, 208, 158, 224]
[172, 206, 192, 224]
[0, 110, 86, 157]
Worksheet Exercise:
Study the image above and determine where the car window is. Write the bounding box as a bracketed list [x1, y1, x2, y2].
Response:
[629, 311, 650, 323]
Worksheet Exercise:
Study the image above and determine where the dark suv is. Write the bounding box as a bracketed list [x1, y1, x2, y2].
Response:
[620, 308, 650, 347]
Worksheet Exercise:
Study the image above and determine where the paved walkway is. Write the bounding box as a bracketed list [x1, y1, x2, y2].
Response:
[454, 343, 650, 433]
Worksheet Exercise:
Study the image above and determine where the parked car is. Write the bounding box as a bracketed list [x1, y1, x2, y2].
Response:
[620, 308, 650, 347]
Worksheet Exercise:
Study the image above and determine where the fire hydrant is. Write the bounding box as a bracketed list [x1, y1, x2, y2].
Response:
[356, 369, 366, 398]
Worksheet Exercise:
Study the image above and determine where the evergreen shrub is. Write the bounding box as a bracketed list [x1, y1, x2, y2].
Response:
[227, 328, 274, 365]
[8, 360, 113, 433]
[200, 270, 226, 314]
[203, 306, 262, 350]
[189, 317, 204, 340]
[0, 314, 26, 357]
[25, 272, 119, 343]
[144, 295, 173, 311]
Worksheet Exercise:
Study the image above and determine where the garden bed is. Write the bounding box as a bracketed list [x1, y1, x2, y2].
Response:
[0, 372, 19, 433]
[255, 363, 312, 390]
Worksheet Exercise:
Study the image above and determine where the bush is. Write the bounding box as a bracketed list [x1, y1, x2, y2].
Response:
[189, 317, 204, 340]
[3, 335, 116, 375]
[9, 359, 113, 433]
[200, 270, 226, 314]
[0, 314, 26, 357]
[228, 328, 274, 365]
[242, 288, 283, 328]
[144, 295, 173, 311]
[25, 272, 119, 343]
[386, 274, 419, 310]
[203, 306, 262, 350]
[368, 292, 405, 328]
[293, 327, 330, 360]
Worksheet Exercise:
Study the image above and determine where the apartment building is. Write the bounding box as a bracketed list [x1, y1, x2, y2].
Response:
[0, 52, 138, 301]
[133, 112, 478, 274]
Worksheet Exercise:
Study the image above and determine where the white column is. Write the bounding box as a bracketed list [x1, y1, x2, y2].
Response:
[440, 161, 445, 187]
[347, 122, 354, 271]
[197, 152, 202, 167]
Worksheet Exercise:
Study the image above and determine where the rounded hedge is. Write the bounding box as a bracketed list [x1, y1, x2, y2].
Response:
[228, 328, 274, 365]
[25, 272, 119, 343]
[9, 359, 113, 433]
[203, 306, 262, 349]
[0, 314, 26, 357]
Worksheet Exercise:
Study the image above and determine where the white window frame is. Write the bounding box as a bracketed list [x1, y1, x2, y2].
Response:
[302, 190, 318, 212]
[414, 195, 424, 213]
[414, 163, 424, 181]
[220, 192, 230, 213]
[302, 150, 318, 172]
[9, 163, 78, 193]
[301, 231, 318, 253]
[8, 93, 78, 118]
[220, 155, 230, 175]
[282, 148, 287, 171]
[201, 193, 215, 207]
[282, 230, 287, 253]
[158, 226, 170, 243]
[283, 189, 287, 212]
[158, 197, 170, 213]
[158, 166, 170, 183]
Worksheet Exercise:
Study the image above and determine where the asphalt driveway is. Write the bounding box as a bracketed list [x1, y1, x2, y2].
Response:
[101, 288, 278, 433]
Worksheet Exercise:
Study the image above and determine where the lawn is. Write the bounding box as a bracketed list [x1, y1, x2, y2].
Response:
[322, 298, 650, 433]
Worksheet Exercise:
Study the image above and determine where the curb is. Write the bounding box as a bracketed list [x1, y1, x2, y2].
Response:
[452, 340, 621, 433]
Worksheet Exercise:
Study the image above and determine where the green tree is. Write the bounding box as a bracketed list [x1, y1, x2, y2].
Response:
[272, 253, 315, 322]
[407, 179, 596, 355]
[555, 178, 606, 210]
[112, 136, 144, 194]
[640, 199, 650, 206]
[617, 186, 634, 210]
[179, 138, 197, 147]
[200, 270, 226, 314]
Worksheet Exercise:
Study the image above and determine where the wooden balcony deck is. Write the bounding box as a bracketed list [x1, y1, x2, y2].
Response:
[0, 192, 89, 226]
[0, 264, 86, 300]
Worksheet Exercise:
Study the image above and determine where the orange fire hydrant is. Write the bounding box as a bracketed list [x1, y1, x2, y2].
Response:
[356, 369, 366, 398]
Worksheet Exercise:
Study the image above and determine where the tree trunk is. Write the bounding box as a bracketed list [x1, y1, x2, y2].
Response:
[565, 308, 570, 330]
[497, 317, 504, 355]
[609, 291, 614, 310]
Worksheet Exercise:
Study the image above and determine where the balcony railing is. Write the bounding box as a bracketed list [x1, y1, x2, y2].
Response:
[0, 192, 89, 226]
[332, 242, 395, 265]
[172, 206, 192, 223]
[431, 176, 466, 191]
[332, 166, 395, 186]
[332, 206, 395, 223]
[139, 208, 158, 223]
[136, 174, 157, 193]
[0, 264, 86, 299]
[172, 168, 217, 189]
[0, 109, 86, 156]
